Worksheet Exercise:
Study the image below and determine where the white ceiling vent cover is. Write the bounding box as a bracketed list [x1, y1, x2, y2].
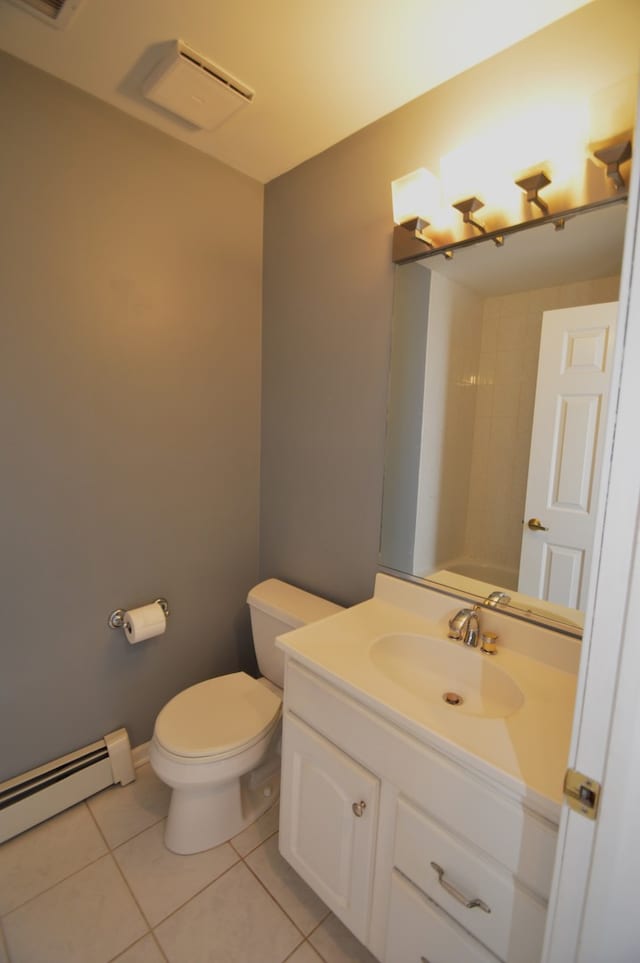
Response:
[5, 0, 84, 28]
[143, 40, 254, 131]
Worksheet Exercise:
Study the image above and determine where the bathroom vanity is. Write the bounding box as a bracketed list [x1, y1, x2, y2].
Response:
[276, 574, 579, 963]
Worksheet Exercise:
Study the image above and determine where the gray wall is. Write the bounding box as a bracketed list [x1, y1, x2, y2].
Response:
[0, 52, 263, 781]
[260, 0, 640, 607]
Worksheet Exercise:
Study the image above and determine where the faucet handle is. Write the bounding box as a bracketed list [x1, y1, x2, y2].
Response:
[480, 631, 498, 654]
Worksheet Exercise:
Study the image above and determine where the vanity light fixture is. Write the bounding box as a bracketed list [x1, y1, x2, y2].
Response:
[391, 132, 632, 265]
[516, 171, 551, 215]
[593, 139, 633, 192]
[391, 168, 440, 247]
[400, 216, 434, 247]
[453, 197, 505, 247]
[453, 196, 486, 234]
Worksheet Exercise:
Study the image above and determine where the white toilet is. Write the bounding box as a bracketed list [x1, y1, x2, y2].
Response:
[149, 578, 342, 854]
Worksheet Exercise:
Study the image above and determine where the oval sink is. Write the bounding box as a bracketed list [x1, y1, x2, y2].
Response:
[369, 633, 524, 719]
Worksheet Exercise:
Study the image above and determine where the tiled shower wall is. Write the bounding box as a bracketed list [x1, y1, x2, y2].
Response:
[463, 275, 621, 579]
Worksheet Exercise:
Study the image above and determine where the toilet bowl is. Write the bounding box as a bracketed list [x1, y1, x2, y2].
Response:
[150, 579, 343, 854]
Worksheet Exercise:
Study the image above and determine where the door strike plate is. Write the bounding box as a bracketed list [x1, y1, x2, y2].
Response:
[563, 768, 601, 820]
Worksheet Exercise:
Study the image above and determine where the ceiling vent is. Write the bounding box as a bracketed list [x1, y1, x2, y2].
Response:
[5, 0, 84, 28]
[143, 40, 254, 131]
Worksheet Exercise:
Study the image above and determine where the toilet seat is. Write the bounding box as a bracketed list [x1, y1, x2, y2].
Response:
[154, 671, 281, 761]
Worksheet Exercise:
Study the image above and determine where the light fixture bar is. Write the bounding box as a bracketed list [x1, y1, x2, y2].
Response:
[453, 196, 486, 234]
[392, 193, 627, 264]
[593, 140, 632, 191]
[516, 171, 551, 215]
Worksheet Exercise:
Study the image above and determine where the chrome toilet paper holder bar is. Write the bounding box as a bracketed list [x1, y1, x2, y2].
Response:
[108, 598, 170, 629]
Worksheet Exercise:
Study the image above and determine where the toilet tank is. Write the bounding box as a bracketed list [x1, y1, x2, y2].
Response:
[247, 579, 344, 687]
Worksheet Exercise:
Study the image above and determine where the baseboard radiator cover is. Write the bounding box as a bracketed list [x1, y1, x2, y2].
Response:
[0, 728, 135, 843]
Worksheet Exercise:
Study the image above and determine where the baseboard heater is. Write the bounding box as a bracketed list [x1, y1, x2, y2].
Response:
[0, 728, 135, 843]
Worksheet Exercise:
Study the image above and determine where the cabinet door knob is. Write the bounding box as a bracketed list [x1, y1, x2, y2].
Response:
[352, 800, 367, 817]
[430, 861, 491, 914]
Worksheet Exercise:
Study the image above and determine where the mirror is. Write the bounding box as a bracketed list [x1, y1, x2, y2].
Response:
[380, 201, 627, 636]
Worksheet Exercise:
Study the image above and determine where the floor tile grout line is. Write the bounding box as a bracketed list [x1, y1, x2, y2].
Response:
[107, 813, 169, 853]
[0, 801, 108, 918]
[144, 851, 243, 930]
[241, 854, 320, 942]
[150, 928, 171, 963]
[109, 842, 158, 934]
[105, 931, 170, 963]
[228, 800, 279, 852]
[86, 796, 167, 955]
[87, 802, 168, 853]
[108, 821, 244, 942]
[282, 936, 332, 963]
[129, 850, 243, 931]
[306, 914, 330, 939]
[229, 820, 279, 859]
[85, 796, 116, 851]
[1, 792, 337, 963]
[0, 848, 111, 920]
[303, 914, 334, 962]
[281, 938, 312, 962]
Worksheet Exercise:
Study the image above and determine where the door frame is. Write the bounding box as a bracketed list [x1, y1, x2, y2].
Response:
[542, 100, 640, 960]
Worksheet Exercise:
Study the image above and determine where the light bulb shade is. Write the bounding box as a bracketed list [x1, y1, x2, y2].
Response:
[391, 168, 440, 225]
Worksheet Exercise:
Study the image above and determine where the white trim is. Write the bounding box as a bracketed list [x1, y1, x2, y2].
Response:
[543, 89, 640, 961]
[578, 512, 640, 959]
[131, 741, 151, 769]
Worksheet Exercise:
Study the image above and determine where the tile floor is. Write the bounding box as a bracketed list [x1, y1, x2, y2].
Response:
[0, 765, 378, 963]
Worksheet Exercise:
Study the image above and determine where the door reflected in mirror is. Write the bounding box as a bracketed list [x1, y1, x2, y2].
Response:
[379, 202, 627, 635]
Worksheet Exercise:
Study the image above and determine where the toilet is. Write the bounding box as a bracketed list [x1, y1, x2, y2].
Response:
[149, 578, 343, 854]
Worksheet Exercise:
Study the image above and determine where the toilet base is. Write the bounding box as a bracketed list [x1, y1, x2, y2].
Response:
[163, 765, 280, 855]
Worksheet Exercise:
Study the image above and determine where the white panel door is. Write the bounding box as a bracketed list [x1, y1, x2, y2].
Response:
[518, 302, 618, 609]
[278, 712, 379, 943]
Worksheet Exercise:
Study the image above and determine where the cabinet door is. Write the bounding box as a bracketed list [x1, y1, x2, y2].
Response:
[279, 712, 379, 943]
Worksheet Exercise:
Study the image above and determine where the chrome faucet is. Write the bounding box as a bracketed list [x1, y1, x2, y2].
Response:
[484, 590, 511, 608]
[448, 605, 480, 647]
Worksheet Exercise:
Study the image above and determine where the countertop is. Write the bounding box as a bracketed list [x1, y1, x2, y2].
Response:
[276, 588, 578, 824]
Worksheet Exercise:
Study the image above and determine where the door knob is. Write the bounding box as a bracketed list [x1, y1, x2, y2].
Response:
[527, 517, 549, 531]
[352, 800, 367, 817]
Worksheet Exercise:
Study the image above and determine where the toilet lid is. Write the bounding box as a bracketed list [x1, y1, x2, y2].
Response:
[154, 672, 282, 759]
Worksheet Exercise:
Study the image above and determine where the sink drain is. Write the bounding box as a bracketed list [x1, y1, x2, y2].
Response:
[443, 691, 463, 706]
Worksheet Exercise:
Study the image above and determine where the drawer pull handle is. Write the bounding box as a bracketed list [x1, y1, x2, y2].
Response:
[352, 800, 367, 817]
[430, 862, 491, 914]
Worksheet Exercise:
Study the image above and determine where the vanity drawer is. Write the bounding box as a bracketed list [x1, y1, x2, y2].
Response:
[394, 798, 547, 963]
[385, 870, 500, 963]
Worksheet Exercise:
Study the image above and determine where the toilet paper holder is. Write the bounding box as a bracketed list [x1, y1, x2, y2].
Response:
[108, 598, 170, 630]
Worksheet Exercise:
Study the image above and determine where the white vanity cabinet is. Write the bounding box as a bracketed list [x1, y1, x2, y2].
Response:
[279, 713, 380, 943]
[279, 658, 559, 963]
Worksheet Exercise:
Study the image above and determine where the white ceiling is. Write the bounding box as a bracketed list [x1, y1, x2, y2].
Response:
[0, 0, 595, 183]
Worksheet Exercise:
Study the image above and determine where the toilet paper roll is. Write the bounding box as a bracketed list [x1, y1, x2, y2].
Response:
[124, 602, 166, 645]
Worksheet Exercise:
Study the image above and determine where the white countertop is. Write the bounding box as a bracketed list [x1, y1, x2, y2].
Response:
[276, 583, 578, 823]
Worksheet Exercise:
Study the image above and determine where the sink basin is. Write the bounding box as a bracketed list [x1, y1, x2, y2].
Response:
[369, 633, 524, 719]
